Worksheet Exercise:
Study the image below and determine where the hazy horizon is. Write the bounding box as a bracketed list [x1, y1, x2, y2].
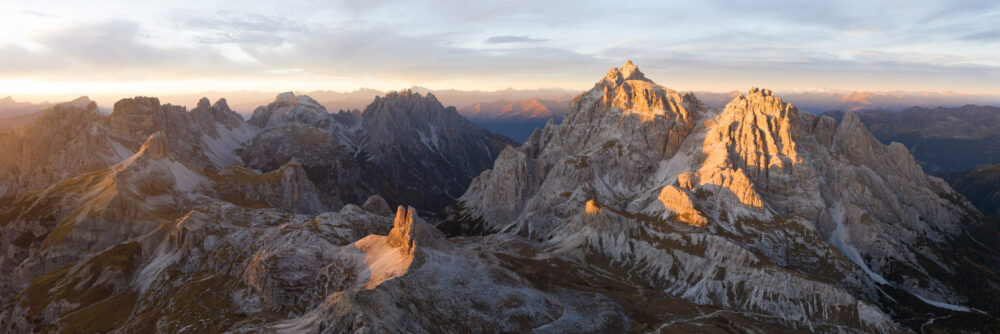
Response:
[8, 84, 1000, 114]
[2, 0, 999, 101]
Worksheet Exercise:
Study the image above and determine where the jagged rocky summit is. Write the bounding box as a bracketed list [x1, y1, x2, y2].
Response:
[243, 90, 515, 212]
[443, 60, 1000, 332]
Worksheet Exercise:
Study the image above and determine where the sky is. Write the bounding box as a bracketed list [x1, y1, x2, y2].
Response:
[2, 0, 1000, 102]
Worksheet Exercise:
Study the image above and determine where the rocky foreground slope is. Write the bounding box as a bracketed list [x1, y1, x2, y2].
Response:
[0, 131, 625, 333]
[0, 62, 998, 333]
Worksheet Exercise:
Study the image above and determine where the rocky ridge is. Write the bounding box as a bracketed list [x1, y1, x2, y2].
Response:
[243, 90, 514, 212]
[444, 61, 1000, 332]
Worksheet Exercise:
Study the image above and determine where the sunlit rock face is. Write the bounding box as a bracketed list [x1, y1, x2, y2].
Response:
[0, 98, 127, 198]
[445, 61, 1000, 332]
[0, 95, 258, 199]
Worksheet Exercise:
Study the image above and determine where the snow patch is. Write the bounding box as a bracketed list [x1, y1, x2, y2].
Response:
[913, 293, 984, 314]
[827, 201, 888, 285]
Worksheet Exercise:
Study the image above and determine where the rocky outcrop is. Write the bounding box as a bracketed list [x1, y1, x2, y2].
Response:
[109, 97, 165, 144]
[657, 185, 706, 226]
[386, 206, 445, 255]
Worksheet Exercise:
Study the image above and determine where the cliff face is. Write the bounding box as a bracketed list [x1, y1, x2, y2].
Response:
[446, 61, 1000, 332]
[243, 90, 516, 212]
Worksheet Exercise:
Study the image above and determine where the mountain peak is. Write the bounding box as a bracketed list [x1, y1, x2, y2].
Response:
[275, 91, 296, 104]
[381, 89, 441, 105]
[272, 91, 323, 108]
[57, 96, 95, 110]
[212, 98, 229, 111]
[249, 92, 330, 128]
[621, 59, 646, 81]
[725, 87, 798, 121]
[197, 97, 211, 109]
[748, 87, 774, 97]
[578, 61, 694, 123]
[603, 60, 651, 86]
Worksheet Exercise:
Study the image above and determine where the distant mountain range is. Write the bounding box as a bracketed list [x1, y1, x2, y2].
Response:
[125, 87, 578, 115]
[0, 96, 53, 116]
[823, 105, 1000, 172]
[940, 164, 1000, 216]
[10, 88, 997, 143]
[0, 97, 54, 131]
[457, 97, 570, 141]
[697, 90, 1000, 113]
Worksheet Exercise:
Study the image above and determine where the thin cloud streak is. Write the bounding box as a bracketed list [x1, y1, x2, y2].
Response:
[485, 35, 547, 44]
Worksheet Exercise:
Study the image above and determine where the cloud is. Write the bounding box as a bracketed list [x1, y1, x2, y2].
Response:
[485, 35, 547, 44]
[177, 12, 306, 45]
[244, 26, 603, 82]
[0, 19, 257, 79]
[1, 0, 999, 93]
[963, 29, 1000, 41]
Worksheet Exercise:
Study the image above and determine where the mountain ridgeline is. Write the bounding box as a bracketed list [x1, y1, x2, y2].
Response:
[243, 90, 515, 212]
[0, 62, 998, 333]
[442, 61, 1000, 332]
[823, 105, 1000, 172]
[458, 97, 569, 141]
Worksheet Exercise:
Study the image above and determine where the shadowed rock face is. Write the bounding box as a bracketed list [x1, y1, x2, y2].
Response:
[940, 163, 1000, 216]
[444, 61, 1000, 332]
[243, 90, 516, 212]
[823, 105, 1000, 172]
